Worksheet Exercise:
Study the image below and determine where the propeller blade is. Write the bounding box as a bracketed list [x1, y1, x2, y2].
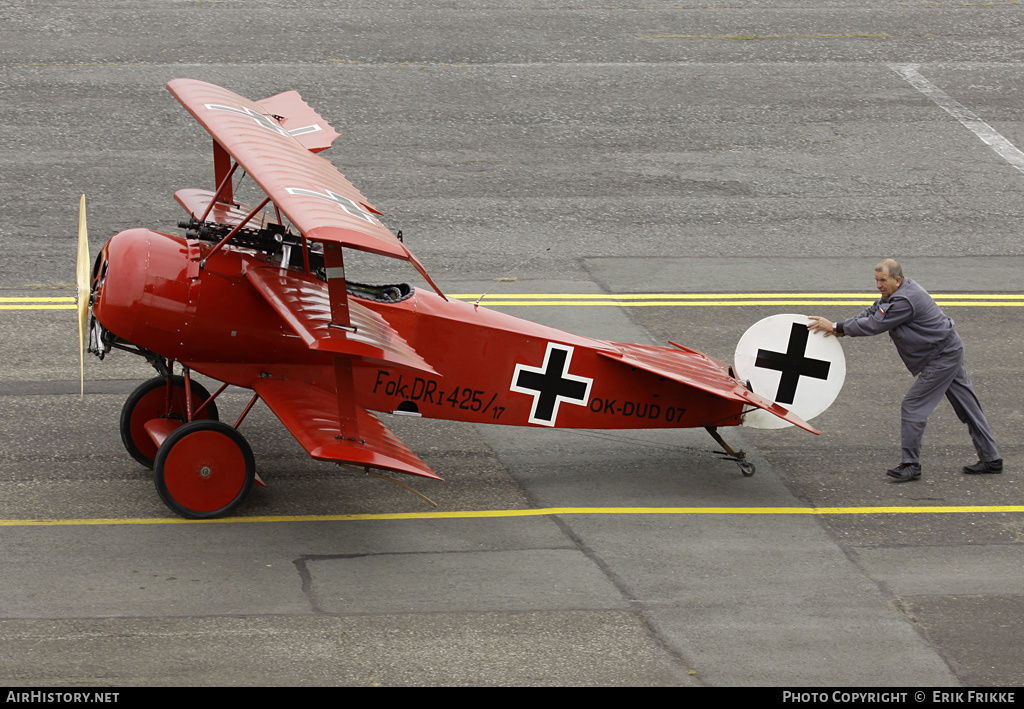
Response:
[76, 195, 91, 400]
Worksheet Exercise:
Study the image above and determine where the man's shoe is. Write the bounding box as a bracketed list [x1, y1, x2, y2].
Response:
[887, 463, 922, 482]
[964, 459, 1003, 475]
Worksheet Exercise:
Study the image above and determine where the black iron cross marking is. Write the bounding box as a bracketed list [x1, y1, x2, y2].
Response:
[510, 343, 593, 427]
[755, 323, 831, 405]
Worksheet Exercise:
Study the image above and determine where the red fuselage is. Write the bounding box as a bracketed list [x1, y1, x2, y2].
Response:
[93, 228, 745, 431]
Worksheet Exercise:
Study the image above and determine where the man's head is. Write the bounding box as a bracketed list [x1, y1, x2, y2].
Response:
[875, 259, 903, 298]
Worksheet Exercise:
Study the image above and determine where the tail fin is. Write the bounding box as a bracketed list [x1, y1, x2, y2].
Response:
[733, 314, 846, 430]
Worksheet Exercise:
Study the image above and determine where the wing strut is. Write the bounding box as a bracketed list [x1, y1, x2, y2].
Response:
[334, 356, 359, 441]
[212, 141, 235, 206]
[320, 240, 360, 439]
[322, 241, 351, 327]
[202, 156, 239, 222]
[200, 196, 272, 267]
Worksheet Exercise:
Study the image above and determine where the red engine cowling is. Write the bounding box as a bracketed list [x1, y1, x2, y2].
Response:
[93, 228, 313, 370]
[93, 228, 196, 360]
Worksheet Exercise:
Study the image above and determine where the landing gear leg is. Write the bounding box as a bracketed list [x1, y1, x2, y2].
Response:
[705, 426, 756, 477]
[120, 375, 219, 468]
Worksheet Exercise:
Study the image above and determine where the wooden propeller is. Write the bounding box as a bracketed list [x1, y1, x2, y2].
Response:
[76, 195, 91, 400]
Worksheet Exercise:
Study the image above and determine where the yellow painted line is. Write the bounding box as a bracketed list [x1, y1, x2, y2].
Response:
[468, 301, 1024, 307]
[451, 293, 1024, 300]
[0, 296, 76, 311]
[466, 300, 882, 307]
[2, 505, 1024, 527]
[920, 301, 1024, 307]
[0, 304, 76, 310]
[450, 293, 1024, 307]
[6, 293, 1024, 311]
[452, 293, 876, 299]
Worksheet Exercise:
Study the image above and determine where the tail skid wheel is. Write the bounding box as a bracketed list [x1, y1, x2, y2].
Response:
[120, 376, 219, 469]
[705, 426, 755, 477]
[154, 420, 254, 519]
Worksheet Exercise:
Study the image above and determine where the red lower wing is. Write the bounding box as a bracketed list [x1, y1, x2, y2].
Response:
[254, 378, 441, 480]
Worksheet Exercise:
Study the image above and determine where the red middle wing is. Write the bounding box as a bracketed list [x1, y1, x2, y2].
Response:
[174, 189, 280, 227]
[243, 264, 436, 375]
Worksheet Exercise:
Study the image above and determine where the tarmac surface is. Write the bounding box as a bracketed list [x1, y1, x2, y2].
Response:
[1, 0, 1023, 687]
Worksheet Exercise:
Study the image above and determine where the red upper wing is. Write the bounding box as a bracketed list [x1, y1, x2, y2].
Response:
[167, 79, 407, 259]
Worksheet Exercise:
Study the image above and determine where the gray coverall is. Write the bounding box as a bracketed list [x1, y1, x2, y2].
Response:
[839, 278, 999, 465]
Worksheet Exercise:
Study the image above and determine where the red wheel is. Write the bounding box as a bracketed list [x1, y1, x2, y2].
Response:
[154, 420, 255, 519]
[120, 376, 219, 468]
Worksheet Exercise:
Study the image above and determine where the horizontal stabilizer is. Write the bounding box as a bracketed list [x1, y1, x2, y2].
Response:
[244, 264, 436, 375]
[598, 342, 819, 434]
[254, 378, 441, 480]
[256, 90, 341, 154]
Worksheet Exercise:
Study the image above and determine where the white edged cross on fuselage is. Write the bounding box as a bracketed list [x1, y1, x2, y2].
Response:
[510, 342, 593, 427]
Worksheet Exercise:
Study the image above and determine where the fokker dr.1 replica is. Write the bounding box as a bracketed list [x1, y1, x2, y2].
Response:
[78, 79, 844, 518]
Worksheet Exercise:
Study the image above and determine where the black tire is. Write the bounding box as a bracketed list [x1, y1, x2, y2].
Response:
[119, 376, 219, 469]
[154, 420, 255, 519]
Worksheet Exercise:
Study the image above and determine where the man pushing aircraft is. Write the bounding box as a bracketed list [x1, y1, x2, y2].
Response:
[807, 259, 1001, 482]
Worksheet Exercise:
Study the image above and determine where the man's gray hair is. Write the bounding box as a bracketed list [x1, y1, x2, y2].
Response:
[875, 258, 903, 280]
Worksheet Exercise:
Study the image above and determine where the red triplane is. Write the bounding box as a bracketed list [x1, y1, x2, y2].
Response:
[78, 79, 838, 518]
